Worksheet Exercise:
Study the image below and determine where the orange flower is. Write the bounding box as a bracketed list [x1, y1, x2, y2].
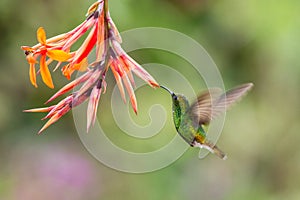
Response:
[22, 0, 159, 133]
[22, 27, 71, 88]
[26, 53, 38, 88]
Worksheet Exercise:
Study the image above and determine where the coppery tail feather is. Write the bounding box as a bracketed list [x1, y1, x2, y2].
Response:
[204, 141, 228, 160]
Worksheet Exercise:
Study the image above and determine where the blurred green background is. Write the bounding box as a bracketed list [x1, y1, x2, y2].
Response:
[1, 0, 300, 199]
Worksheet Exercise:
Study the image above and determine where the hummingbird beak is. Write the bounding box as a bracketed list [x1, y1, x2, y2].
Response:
[160, 85, 175, 96]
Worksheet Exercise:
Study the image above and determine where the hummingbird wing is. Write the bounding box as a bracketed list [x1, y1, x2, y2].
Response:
[186, 83, 253, 125]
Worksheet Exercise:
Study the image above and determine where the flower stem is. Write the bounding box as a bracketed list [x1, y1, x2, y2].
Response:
[103, 0, 109, 15]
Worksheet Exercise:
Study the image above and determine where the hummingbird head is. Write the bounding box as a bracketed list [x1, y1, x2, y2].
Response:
[160, 85, 190, 131]
[160, 85, 189, 109]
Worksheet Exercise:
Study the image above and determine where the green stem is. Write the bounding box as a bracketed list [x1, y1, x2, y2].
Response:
[102, 0, 111, 71]
[103, 0, 109, 15]
[103, 0, 109, 34]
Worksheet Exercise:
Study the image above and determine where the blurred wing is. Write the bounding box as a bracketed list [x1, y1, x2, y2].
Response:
[186, 88, 222, 125]
[187, 83, 253, 125]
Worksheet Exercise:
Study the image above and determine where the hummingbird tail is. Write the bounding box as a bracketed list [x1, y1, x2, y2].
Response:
[203, 141, 227, 160]
[212, 144, 227, 160]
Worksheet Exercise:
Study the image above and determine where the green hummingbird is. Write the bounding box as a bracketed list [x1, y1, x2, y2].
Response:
[160, 83, 253, 160]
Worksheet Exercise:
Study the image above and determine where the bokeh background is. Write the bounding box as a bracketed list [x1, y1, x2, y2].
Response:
[1, 0, 300, 199]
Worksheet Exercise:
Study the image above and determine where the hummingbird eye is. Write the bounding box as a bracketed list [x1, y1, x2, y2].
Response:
[172, 94, 178, 101]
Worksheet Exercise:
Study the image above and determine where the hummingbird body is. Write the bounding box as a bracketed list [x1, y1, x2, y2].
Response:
[161, 83, 253, 160]
[171, 94, 224, 158]
[171, 95, 204, 145]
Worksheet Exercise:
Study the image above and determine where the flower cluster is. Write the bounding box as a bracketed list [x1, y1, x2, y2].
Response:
[22, 0, 159, 133]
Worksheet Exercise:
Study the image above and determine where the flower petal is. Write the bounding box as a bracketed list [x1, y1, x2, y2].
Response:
[45, 71, 91, 104]
[21, 46, 34, 52]
[29, 62, 37, 88]
[124, 54, 159, 88]
[86, 1, 100, 16]
[77, 57, 89, 72]
[108, 14, 122, 43]
[127, 70, 135, 87]
[72, 25, 98, 65]
[46, 50, 72, 62]
[122, 73, 137, 114]
[87, 84, 102, 132]
[111, 61, 126, 102]
[23, 106, 55, 113]
[26, 54, 37, 64]
[62, 64, 72, 80]
[40, 55, 54, 89]
[63, 19, 95, 50]
[37, 27, 47, 45]
[96, 11, 105, 61]
[43, 96, 73, 119]
[38, 105, 70, 134]
[75, 69, 102, 98]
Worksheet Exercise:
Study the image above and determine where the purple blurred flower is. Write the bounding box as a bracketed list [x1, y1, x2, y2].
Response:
[10, 143, 101, 200]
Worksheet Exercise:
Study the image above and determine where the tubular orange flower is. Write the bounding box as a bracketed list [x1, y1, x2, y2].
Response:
[22, 0, 159, 133]
[22, 27, 72, 88]
[26, 54, 38, 88]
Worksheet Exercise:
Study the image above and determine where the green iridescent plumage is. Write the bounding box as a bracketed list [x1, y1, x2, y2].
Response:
[161, 83, 253, 160]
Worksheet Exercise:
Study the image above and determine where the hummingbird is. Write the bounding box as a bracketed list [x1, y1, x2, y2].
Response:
[160, 83, 253, 160]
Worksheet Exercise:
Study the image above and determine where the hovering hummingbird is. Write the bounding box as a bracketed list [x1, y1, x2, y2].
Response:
[160, 83, 253, 160]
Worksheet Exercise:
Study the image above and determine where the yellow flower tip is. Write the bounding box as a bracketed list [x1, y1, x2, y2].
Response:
[46, 50, 72, 62]
[38, 124, 50, 134]
[30, 75, 38, 88]
[48, 83, 55, 89]
[38, 114, 59, 134]
[23, 108, 42, 113]
[38, 105, 70, 134]
[23, 106, 52, 113]
[37, 27, 47, 45]
[40, 55, 55, 89]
